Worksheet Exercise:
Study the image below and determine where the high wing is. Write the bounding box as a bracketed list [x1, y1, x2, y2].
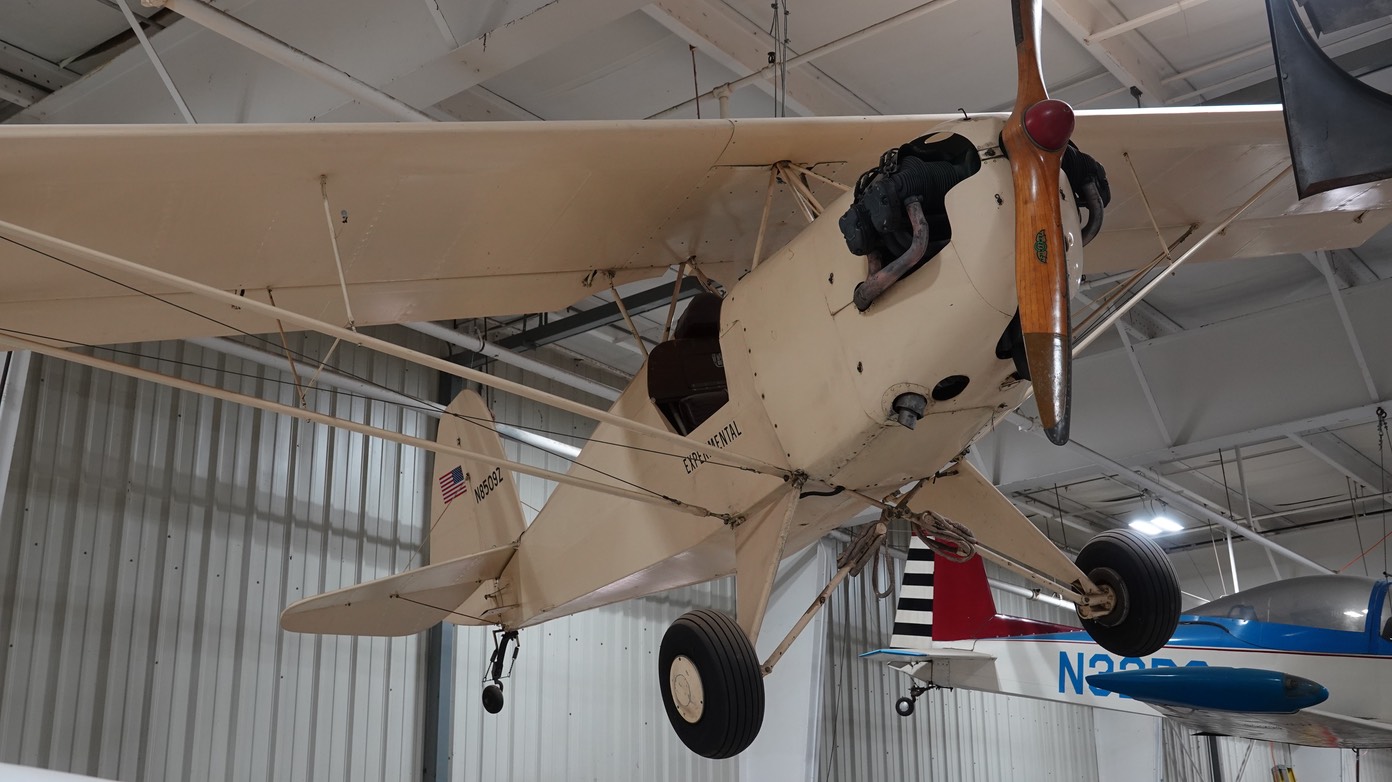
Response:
[0, 107, 1388, 347]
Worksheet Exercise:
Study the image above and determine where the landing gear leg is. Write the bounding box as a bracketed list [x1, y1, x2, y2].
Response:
[481, 629, 519, 715]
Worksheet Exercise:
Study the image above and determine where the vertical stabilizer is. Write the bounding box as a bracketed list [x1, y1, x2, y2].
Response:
[429, 389, 527, 563]
[890, 536, 1000, 649]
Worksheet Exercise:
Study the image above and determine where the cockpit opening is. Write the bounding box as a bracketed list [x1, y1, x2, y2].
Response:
[647, 293, 728, 435]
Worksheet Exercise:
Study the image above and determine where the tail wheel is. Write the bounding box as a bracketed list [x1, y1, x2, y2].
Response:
[658, 609, 764, 759]
[895, 696, 916, 717]
[481, 684, 504, 714]
[1076, 530, 1180, 657]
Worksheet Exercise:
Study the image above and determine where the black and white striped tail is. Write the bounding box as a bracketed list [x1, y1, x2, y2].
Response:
[890, 535, 935, 649]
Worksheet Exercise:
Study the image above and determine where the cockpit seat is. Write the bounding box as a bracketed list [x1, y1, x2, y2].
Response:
[648, 293, 729, 435]
[1227, 604, 1257, 622]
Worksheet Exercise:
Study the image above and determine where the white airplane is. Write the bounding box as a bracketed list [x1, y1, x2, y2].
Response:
[865, 536, 1392, 748]
[0, 0, 1389, 760]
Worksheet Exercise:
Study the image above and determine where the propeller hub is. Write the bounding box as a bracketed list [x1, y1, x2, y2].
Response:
[1022, 99, 1075, 152]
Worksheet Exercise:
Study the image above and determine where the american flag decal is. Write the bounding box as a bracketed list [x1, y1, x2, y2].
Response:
[439, 466, 469, 504]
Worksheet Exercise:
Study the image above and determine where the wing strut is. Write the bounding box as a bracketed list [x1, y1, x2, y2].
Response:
[0, 330, 724, 520]
[0, 217, 789, 479]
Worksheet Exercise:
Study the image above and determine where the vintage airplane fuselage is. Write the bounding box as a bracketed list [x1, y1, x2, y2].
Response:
[483, 117, 1085, 630]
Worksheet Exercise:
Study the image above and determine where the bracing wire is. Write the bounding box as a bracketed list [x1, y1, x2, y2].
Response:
[0, 230, 765, 513]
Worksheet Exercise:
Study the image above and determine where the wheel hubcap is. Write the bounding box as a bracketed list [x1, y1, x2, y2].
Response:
[669, 655, 705, 724]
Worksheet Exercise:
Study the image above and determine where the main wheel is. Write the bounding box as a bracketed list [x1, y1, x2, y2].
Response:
[1075, 530, 1180, 657]
[658, 609, 765, 759]
[895, 696, 915, 717]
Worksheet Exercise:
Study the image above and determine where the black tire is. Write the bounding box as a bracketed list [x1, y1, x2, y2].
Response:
[895, 697, 915, 717]
[481, 683, 504, 714]
[658, 609, 765, 759]
[1075, 530, 1180, 657]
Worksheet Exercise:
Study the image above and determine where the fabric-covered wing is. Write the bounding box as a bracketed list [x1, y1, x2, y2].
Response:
[1155, 706, 1392, 749]
[1072, 105, 1392, 274]
[0, 107, 1387, 346]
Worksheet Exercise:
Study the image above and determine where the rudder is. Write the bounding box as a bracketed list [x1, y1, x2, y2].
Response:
[430, 389, 527, 563]
[889, 535, 1000, 649]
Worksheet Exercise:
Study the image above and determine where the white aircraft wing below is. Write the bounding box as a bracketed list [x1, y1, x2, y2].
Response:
[1155, 706, 1392, 750]
[0, 107, 1388, 346]
[859, 647, 994, 662]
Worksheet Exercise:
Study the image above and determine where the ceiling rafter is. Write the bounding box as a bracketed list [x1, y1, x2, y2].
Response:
[643, 0, 878, 117]
[1044, 0, 1177, 107]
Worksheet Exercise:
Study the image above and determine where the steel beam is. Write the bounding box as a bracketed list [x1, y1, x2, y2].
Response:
[1307, 250, 1379, 401]
[143, 0, 433, 122]
[1007, 412, 1334, 573]
[1044, 0, 1172, 106]
[1289, 430, 1392, 495]
[494, 277, 704, 353]
[651, 0, 967, 118]
[406, 321, 622, 402]
[0, 72, 42, 107]
[643, 0, 876, 117]
[0, 41, 79, 92]
[1164, 22, 1392, 104]
[1086, 0, 1217, 43]
[118, 0, 196, 123]
[1116, 323, 1173, 444]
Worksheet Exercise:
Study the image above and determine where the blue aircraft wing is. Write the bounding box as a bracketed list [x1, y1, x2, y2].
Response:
[1088, 666, 1392, 749]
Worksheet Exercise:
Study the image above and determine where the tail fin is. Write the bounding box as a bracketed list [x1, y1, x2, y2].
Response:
[430, 389, 527, 563]
[889, 535, 999, 649]
[889, 535, 1075, 649]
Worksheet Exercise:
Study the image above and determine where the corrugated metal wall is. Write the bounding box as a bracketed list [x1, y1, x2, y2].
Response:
[0, 331, 434, 782]
[820, 549, 1100, 781]
[450, 359, 739, 782]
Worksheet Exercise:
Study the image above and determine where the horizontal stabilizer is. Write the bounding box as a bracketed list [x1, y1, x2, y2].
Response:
[1087, 666, 1327, 713]
[281, 545, 514, 636]
[860, 648, 992, 662]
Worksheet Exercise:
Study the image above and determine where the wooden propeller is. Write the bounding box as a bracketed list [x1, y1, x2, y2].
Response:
[1001, 0, 1075, 445]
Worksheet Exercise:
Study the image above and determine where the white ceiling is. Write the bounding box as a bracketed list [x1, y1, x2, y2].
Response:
[3, 0, 1392, 601]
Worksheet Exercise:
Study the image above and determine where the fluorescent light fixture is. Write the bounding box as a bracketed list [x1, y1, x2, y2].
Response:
[1345, 610, 1367, 618]
[1151, 516, 1184, 533]
[1129, 520, 1162, 535]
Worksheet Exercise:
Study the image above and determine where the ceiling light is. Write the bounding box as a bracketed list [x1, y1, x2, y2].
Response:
[1151, 516, 1183, 533]
[1129, 520, 1162, 536]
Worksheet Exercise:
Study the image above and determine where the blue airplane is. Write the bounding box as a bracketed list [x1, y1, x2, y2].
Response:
[864, 535, 1392, 748]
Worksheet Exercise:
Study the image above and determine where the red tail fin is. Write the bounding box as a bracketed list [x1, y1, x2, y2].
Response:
[890, 535, 1076, 648]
